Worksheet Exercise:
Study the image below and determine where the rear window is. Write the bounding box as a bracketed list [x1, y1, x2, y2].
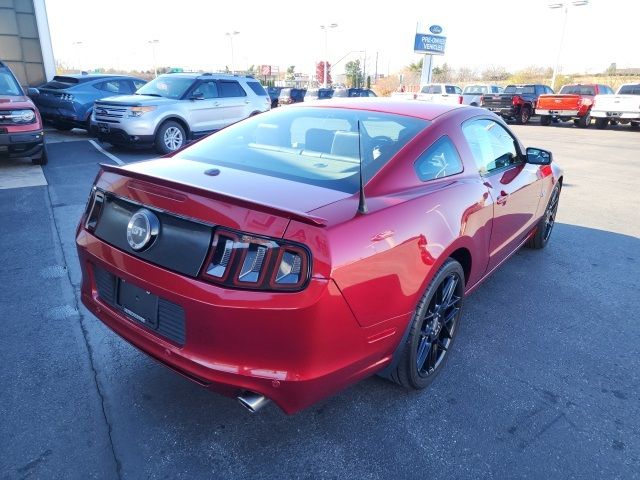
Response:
[421, 85, 442, 94]
[176, 107, 429, 194]
[464, 85, 488, 94]
[333, 89, 348, 97]
[0, 68, 22, 95]
[504, 85, 535, 94]
[278, 88, 291, 98]
[618, 84, 640, 95]
[246, 81, 267, 96]
[559, 85, 595, 95]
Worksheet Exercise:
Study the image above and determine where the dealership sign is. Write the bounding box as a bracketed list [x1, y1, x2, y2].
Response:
[414, 23, 446, 55]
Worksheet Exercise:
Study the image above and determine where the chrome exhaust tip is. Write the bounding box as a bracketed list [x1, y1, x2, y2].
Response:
[237, 391, 270, 413]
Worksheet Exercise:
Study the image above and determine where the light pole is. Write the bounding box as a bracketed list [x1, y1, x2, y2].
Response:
[225, 31, 240, 74]
[148, 40, 159, 78]
[548, 1, 589, 90]
[72, 41, 82, 72]
[320, 23, 337, 88]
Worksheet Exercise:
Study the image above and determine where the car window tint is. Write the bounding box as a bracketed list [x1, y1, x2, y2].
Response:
[445, 86, 455, 94]
[192, 81, 218, 99]
[462, 119, 521, 175]
[618, 84, 640, 95]
[133, 80, 146, 90]
[96, 80, 130, 94]
[219, 81, 247, 98]
[178, 107, 429, 194]
[0, 70, 21, 95]
[247, 81, 268, 96]
[414, 136, 463, 182]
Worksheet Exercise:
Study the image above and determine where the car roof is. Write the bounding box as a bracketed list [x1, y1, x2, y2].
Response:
[291, 98, 462, 121]
[164, 72, 256, 80]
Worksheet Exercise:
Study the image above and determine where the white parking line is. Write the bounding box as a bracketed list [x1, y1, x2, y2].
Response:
[89, 140, 125, 165]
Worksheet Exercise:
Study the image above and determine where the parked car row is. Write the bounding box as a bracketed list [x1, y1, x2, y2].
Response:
[275, 87, 377, 106]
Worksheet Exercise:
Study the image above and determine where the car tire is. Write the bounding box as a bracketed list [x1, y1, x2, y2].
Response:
[387, 258, 465, 390]
[540, 115, 552, 126]
[155, 121, 186, 155]
[527, 182, 561, 250]
[595, 118, 608, 130]
[515, 106, 531, 125]
[630, 122, 640, 130]
[32, 143, 48, 165]
[53, 122, 73, 131]
[576, 111, 591, 128]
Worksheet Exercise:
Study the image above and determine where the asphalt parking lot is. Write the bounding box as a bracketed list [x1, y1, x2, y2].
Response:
[1, 123, 639, 479]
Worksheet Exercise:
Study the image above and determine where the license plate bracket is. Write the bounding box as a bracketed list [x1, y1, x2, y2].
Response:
[117, 279, 159, 328]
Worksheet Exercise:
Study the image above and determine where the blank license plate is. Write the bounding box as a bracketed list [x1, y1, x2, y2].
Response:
[117, 279, 158, 328]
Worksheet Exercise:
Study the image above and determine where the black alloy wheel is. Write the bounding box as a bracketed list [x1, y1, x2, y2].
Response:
[388, 259, 465, 389]
[528, 182, 561, 249]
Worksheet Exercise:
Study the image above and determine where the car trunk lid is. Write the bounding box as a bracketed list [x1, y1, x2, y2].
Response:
[96, 158, 347, 233]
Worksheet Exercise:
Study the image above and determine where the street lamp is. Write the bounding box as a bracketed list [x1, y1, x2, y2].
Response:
[548, 0, 589, 90]
[148, 40, 159, 78]
[320, 23, 338, 88]
[72, 41, 83, 72]
[225, 31, 240, 74]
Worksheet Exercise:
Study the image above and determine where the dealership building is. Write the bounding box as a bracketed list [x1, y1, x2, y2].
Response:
[0, 0, 54, 87]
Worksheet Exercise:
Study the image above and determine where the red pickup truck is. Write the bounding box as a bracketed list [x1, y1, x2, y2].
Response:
[535, 84, 614, 128]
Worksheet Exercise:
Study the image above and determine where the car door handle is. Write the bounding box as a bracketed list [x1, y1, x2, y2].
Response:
[245, 100, 251, 104]
[496, 191, 509, 205]
[213, 101, 220, 106]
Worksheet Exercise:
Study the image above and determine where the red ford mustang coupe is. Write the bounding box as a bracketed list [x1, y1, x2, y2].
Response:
[76, 99, 562, 414]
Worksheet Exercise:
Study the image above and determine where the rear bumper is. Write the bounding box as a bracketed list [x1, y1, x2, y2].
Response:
[38, 104, 86, 126]
[591, 110, 640, 120]
[535, 108, 580, 116]
[0, 129, 44, 158]
[483, 106, 518, 117]
[76, 229, 398, 414]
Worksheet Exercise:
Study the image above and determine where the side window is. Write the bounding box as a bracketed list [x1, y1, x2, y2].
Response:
[219, 80, 247, 98]
[191, 81, 219, 99]
[96, 80, 131, 94]
[414, 136, 463, 182]
[445, 85, 456, 94]
[546, 86, 554, 94]
[455, 86, 462, 95]
[133, 80, 146, 91]
[462, 119, 521, 175]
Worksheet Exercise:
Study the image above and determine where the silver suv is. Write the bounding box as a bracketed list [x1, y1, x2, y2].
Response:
[91, 73, 270, 153]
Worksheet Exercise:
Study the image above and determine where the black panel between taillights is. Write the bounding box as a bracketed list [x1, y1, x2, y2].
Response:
[93, 194, 213, 277]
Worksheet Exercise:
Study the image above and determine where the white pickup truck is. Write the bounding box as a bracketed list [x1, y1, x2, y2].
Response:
[415, 83, 463, 104]
[591, 83, 640, 129]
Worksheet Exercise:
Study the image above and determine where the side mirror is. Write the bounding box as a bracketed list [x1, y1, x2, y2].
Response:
[190, 92, 204, 101]
[27, 87, 39, 96]
[526, 147, 552, 165]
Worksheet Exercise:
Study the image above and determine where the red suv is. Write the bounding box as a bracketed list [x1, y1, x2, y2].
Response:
[0, 61, 46, 165]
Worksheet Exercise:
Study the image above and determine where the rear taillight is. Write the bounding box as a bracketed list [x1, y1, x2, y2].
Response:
[480, 95, 486, 106]
[512, 95, 523, 106]
[84, 187, 105, 232]
[458, 95, 463, 104]
[200, 227, 311, 291]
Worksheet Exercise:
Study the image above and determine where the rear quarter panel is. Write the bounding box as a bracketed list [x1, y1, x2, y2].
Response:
[306, 110, 493, 328]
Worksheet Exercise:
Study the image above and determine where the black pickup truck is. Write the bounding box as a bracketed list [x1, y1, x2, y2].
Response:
[481, 84, 554, 124]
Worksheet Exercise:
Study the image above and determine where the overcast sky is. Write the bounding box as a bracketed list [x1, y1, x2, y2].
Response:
[45, 0, 637, 76]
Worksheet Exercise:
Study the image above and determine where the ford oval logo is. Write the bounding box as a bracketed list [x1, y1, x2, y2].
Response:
[430, 25, 443, 34]
[127, 208, 160, 251]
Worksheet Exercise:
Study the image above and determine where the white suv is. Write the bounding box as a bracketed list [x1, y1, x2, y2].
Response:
[415, 83, 463, 105]
[91, 73, 271, 153]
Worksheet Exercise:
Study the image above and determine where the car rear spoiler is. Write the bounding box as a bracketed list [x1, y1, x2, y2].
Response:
[98, 163, 328, 227]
